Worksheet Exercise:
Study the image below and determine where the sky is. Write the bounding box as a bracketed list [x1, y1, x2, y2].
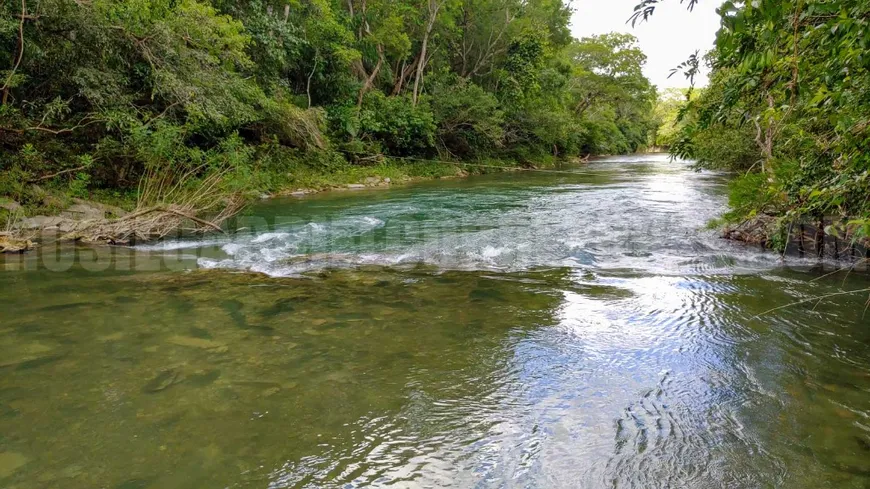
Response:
[570, 0, 722, 90]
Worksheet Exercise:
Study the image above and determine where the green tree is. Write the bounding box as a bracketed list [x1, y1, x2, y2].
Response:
[643, 0, 870, 246]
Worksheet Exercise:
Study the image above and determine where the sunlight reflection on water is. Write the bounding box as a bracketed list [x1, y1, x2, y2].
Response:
[1, 155, 869, 488]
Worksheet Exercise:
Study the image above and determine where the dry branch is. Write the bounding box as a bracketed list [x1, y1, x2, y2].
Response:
[29, 165, 89, 182]
[62, 166, 245, 245]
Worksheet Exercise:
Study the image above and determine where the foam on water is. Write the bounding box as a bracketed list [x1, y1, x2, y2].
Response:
[145, 155, 811, 277]
[134, 238, 229, 251]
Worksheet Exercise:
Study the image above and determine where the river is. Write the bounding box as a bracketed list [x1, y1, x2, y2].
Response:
[1, 154, 869, 488]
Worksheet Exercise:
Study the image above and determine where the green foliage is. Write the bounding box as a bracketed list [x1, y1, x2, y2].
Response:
[724, 172, 774, 219]
[0, 0, 657, 207]
[656, 0, 870, 244]
[430, 77, 504, 156]
[563, 34, 656, 154]
[650, 88, 691, 147]
[358, 93, 437, 155]
[68, 172, 92, 199]
[498, 30, 548, 101]
[0, 162, 29, 203]
[690, 124, 758, 172]
[328, 93, 436, 157]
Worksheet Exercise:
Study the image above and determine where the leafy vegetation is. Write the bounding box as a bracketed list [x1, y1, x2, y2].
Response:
[648, 0, 870, 249]
[0, 0, 657, 226]
[648, 88, 691, 149]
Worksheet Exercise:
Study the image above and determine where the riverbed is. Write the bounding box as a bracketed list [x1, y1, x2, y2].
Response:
[2, 154, 869, 488]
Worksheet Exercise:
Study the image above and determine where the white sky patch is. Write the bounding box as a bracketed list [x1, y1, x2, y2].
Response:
[570, 0, 723, 90]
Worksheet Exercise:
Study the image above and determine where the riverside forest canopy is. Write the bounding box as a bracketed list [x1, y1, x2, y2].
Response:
[647, 0, 870, 250]
[0, 0, 656, 219]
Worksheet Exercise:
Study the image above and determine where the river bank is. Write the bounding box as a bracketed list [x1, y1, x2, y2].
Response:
[0, 155, 573, 252]
[721, 213, 870, 262]
[6, 153, 868, 266]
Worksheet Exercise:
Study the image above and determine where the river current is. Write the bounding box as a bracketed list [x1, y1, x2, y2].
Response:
[1, 154, 869, 488]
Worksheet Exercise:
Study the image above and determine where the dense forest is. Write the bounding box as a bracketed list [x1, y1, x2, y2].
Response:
[0, 0, 657, 228]
[650, 0, 870, 250]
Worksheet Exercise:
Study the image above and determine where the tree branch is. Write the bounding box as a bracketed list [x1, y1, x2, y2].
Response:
[28, 164, 89, 183]
[1, 0, 28, 105]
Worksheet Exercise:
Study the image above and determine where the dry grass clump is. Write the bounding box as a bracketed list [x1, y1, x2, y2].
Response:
[0, 208, 34, 253]
[64, 165, 245, 245]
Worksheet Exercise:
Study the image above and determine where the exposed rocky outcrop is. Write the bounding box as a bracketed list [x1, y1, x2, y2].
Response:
[61, 198, 126, 220]
[17, 215, 75, 232]
[349, 177, 392, 189]
[4, 196, 238, 249]
[15, 199, 128, 235]
[276, 177, 396, 197]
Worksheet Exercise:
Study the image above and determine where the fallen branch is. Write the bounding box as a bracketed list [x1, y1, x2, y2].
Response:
[158, 207, 225, 233]
[29, 165, 89, 182]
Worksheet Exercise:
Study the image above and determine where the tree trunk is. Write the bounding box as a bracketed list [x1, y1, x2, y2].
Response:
[392, 58, 409, 95]
[412, 0, 441, 106]
[307, 52, 319, 108]
[753, 94, 777, 175]
[357, 45, 384, 107]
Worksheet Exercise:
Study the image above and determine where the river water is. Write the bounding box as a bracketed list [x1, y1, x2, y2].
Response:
[2, 154, 870, 488]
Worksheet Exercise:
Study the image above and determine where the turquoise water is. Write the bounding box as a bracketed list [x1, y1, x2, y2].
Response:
[1, 154, 869, 488]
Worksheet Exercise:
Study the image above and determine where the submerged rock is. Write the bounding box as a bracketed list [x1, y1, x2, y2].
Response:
[142, 369, 183, 393]
[115, 478, 153, 489]
[167, 335, 226, 351]
[0, 356, 46, 369]
[261, 386, 281, 397]
[97, 332, 125, 342]
[0, 451, 29, 478]
[188, 369, 221, 387]
[0, 343, 57, 368]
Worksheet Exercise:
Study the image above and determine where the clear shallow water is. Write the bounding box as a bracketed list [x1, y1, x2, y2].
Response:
[2, 154, 870, 488]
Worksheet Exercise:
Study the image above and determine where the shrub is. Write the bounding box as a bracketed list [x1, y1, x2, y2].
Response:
[429, 78, 504, 157]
